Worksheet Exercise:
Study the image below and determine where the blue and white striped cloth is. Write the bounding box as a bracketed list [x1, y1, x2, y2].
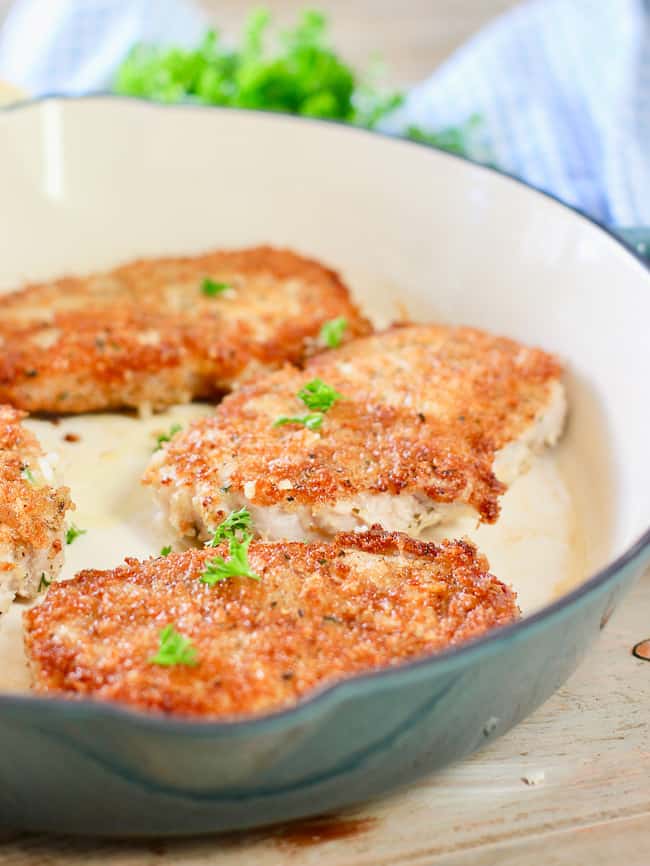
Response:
[1, 0, 648, 226]
[386, 0, 650, 227]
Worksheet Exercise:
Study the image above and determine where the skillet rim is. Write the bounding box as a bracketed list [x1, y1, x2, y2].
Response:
[1, 93, 648, 733]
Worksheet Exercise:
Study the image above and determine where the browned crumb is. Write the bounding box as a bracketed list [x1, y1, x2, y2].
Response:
[0, 405, 72, 612]
[24, 529, 519, 718]
[0, 246, 370, 414]
[144, 323, 564, 538]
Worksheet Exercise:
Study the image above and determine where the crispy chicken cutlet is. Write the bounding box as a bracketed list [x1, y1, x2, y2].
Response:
[0, 406, 72, 613]
[144, 324, 566, 541]
[0, 246, 370, 414]
[24, 529, 518, 717]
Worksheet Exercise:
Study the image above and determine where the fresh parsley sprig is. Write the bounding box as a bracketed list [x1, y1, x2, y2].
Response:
[319, 316, 347, 348]
[274, 378, 342, 430]
[273, 412, 324, 431]
[114, 10, 401, 131]
[207, 507, 252, 546]
[149, 624, 198, 667]
[66, 523, 87, 545]
[160, 545, 172, 556]
[201, 534, 260, 585]
[154, 423, 182, 451]
[201, 277, 231, 297]
[114, 10, 489, 162]
[297, 379, 342, 412]
[201, 508, 259, 585]
[21, 465, 36, 485]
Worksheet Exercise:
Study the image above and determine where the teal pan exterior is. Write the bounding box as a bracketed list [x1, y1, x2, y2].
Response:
[0, 544, 645, 837]
[1, 97, 649, 837]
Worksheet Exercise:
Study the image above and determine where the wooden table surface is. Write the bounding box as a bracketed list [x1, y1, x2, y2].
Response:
[2, 1, 649, 862]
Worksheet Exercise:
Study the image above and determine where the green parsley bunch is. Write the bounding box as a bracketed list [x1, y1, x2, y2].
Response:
[114, 10, 490, 185]
[115, 8, 401, 129]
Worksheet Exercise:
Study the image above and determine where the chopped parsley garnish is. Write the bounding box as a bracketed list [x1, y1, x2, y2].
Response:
[65, 523, 87, 545]
[201, 534, 260, 585]
[21, 465, 35, 485]
[150, 624, 198, 667]
[201, 277, 231, 297]
[273, 412, 324, 431]
[154, 423, 182, 451]
[273, 378, 343, 431]
[297, 378, 342, 412]
[160, 545, 172, 556]
[319, 316, 347, 348]
[38, 573, 52, 592]
[207, 507, 252, 546]
[201, 508, 259, 584]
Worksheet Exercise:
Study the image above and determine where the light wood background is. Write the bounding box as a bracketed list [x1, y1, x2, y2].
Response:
[0, 0, 519, 85]
[197, 0, 518, 84]
[2, 1, 649, 863]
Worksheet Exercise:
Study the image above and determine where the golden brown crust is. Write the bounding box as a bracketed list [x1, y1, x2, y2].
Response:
[145, 324, 562, 525]
[307, 323, 563, 451]
[0, 247, 370, 413]
[0, 405, 71, 577]
[24, 530, 518, 718]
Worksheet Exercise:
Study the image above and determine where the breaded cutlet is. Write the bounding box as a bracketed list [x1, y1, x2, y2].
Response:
[0, 405, 72, 613]
[144, 324, 566, 541]
[23, 529, 518, 718]
[0, 246, 370, 414]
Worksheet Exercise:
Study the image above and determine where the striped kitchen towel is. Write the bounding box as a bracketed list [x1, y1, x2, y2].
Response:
[1, 0, 648, 226]
[383, 0, 650, 227]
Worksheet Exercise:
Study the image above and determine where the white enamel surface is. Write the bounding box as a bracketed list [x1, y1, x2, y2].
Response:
[0, 98, 649, 693]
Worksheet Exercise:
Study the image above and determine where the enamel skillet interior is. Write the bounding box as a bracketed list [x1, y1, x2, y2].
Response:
[0, 97, 649, 836]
